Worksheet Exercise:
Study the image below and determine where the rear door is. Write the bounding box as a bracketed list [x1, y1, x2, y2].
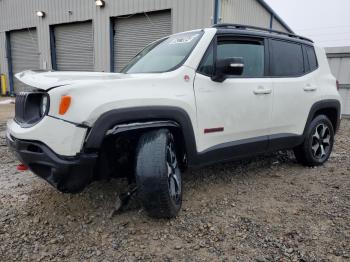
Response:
[194, 35, 273, 154]
[269, 39, 320, 142]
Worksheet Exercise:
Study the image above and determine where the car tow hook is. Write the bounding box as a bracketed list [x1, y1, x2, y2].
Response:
[109, 186, 138, 218]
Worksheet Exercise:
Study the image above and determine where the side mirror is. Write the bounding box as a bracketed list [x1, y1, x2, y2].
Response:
[211, 57, 244, 82]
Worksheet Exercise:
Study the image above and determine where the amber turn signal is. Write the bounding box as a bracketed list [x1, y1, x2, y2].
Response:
[59, 96, 71, 115]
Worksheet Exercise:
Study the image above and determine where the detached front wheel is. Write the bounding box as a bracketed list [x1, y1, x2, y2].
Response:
[135, 129, 182, 218]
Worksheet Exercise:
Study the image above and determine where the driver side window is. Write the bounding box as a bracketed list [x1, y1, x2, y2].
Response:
[197, 41, 214, 76]
[198, 37, 265, 78]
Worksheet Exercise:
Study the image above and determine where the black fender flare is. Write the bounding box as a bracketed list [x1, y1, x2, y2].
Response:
[84, 106, 199, 165]
[303, 99, 341, 135]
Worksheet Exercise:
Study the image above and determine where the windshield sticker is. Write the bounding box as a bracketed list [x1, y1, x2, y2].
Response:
[169, 34, 199, 45]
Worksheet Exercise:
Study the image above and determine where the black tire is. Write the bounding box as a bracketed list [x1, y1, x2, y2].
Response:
[135, 129, 182, 218]
[294, 115, 334, 167]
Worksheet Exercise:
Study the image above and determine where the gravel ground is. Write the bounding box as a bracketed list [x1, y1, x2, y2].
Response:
[0, 103, 349, 261]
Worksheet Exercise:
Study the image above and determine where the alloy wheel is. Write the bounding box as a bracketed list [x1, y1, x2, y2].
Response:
[166, 141, 181, 204]
[311, 123, 331, 159]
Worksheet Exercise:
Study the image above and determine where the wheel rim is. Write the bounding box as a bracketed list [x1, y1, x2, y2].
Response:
[166, 141, 181, 204]
[311, 123, 331, 159]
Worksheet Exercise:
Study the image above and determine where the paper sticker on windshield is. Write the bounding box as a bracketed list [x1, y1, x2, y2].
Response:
[169, 34, 199, 45]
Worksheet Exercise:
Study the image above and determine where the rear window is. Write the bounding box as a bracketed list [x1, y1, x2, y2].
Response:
[305, 45, 318, 72]
[269, 39, 304, 77]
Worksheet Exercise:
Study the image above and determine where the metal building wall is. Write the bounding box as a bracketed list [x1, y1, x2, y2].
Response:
[221, 0, 271, 28]
[9, 29, 40, 93]
[113, 11, 172, 72]
[92, 0, 213, 72]
[326, 47, 350, 116]
[0, 0, 94, 91]
[0, 33, 7, 79]
[220, 0, 290, 33]
[0, 0, 213, 91]
[272, 17, 288, 33]
[53, 22, 94, 71]
[0, 0, 291, 92]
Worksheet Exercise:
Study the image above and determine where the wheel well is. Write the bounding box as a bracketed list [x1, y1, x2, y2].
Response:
[94, 125, 187, 181]
[313, 107, 338, 131]
[168, 126, 187, 167]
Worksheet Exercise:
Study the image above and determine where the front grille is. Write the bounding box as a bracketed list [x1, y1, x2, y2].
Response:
[14, 92, 29, 123]
[14, 92, 49, 127]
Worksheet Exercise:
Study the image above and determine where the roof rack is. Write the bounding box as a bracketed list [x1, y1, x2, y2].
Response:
[212, 23, 313, 43]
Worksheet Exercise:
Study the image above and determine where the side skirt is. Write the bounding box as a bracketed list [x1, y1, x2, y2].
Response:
[268, 133, 304, 152]
[190, 133, 303, 168]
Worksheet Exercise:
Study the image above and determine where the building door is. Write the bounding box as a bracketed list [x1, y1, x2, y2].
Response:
[113, 10, 172, 72]
[52, 21, 94, 71]
[9, 28, 40, 93]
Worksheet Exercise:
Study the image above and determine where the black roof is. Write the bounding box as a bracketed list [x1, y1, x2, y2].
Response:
[213, 24, 313, 45]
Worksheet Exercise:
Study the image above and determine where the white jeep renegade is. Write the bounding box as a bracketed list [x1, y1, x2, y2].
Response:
[7, 24, 341, 218]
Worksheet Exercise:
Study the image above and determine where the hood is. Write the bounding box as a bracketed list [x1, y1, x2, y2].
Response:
[15, 70, 137, 91]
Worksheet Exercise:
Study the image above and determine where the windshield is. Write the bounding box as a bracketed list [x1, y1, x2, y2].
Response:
[121, 31, 204, 74]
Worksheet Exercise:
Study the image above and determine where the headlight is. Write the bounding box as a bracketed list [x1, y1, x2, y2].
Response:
[40, 95, 49, 117]
[15, 92, 50, 127]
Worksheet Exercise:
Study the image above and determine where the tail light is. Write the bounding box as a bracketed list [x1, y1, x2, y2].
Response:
[336, 80, 340, 91]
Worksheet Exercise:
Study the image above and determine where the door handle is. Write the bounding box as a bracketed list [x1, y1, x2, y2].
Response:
[253, 86, 272, 95]
[303, 84, 317, 92]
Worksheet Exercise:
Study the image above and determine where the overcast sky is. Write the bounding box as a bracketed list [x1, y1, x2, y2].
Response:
[265, 0, 350, 47]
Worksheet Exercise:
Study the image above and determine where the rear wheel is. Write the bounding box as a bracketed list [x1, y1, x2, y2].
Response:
[294, 115, 334, 166]
[135, 129, 182, 218]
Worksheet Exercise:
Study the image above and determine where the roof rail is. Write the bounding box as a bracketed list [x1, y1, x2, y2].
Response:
[212, 23, 313, 43]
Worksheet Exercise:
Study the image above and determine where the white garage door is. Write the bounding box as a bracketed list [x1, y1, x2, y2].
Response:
[53, 22, 94, 71]
[10, 28, 40, 93]
[113, 10, 172, 72]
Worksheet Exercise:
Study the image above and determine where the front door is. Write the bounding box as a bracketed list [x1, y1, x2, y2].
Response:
[194, 36, 273, 156]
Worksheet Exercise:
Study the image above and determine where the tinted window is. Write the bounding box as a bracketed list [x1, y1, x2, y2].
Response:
[270, 39, 304, 77]
[198, 42, 214, 76]
[198, 39, 265, 77]
[305, 45, 318, 71]
[217, 40, 264, 77]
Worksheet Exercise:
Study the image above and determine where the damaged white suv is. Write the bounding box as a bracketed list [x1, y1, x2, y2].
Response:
[7, 24, 341, 218]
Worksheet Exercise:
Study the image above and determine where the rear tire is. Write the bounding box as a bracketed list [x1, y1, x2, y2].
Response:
[294, 115, 334, 166]
[135, 129, 182, 218]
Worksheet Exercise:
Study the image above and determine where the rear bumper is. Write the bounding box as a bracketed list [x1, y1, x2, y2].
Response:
[6, 132, 97, 193]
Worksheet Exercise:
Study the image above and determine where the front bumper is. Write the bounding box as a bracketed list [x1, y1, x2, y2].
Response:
[7, 133, 97, 193]
[7, 117, 87, 156]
